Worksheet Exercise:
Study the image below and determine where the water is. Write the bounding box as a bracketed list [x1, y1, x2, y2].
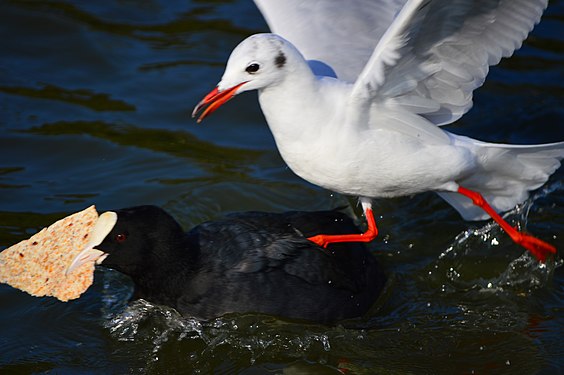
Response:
[1, 0, 563, 373]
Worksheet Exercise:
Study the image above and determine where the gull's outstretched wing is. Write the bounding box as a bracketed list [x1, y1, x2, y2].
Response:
[350, 0, 547, 126]
[253, 0, 406, 82]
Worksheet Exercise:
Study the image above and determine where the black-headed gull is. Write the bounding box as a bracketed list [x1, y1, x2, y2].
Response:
[193, 0, 563, 262]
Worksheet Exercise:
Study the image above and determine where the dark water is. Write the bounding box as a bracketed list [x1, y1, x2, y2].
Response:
[1, 0, 563, 373]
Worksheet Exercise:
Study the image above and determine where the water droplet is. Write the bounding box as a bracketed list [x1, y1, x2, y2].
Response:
[319, 334, 331, 351]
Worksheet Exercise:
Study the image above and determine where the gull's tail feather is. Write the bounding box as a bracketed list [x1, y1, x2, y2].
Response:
[438, 136, 564, 221]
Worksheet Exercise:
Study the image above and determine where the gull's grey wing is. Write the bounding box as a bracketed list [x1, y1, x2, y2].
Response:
[350, 0, 547, 126]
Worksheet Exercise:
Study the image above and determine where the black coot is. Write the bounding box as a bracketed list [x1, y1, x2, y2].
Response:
[94, 206, 386, 324]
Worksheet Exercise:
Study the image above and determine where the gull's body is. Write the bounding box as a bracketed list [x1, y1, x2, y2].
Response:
[259, 62, 467, 199]
[194, 0, 563, 260]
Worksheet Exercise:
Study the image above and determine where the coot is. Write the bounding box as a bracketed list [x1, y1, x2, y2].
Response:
[69, 206, 386, 323]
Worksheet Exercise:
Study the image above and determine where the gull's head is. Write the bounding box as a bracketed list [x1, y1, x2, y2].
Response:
[221, 33, 292, 92]
[192, 33, 300, 122]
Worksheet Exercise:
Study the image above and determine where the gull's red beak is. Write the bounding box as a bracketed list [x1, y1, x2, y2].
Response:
[192, 82, 247, 123]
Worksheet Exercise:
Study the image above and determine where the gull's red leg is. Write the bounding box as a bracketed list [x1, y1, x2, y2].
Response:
[308, 204, 378, 248]
[457, 186, 556, 262]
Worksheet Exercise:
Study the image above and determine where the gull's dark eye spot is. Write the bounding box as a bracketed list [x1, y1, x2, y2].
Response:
[245, 63, 260, 74]
[115, 233, 127, 243]
[274, 51, 286, 68]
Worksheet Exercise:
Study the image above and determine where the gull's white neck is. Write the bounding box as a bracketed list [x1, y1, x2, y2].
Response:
[258, 69, 348, 151]
[259, 71, 317, 136]
[257, 65, 354, 189]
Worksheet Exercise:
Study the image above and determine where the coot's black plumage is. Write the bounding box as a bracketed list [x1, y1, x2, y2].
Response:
[92, 206, 386, 324]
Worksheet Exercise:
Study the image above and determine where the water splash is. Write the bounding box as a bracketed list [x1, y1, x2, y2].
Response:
[426, 192, 563, 304]
[103, 300, 360, 371]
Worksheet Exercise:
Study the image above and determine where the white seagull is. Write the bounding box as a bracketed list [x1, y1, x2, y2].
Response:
[193, 0, 563, 262]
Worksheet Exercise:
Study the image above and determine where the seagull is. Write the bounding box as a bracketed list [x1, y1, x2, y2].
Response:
[192, 0, 564, 262]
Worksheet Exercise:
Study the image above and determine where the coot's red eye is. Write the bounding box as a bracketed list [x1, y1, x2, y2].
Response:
[115, 233, 127, 243]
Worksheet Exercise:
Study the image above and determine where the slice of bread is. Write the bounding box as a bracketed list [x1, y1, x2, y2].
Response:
[0, 206, 98, 301]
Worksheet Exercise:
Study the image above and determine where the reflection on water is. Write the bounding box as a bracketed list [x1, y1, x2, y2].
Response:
[24, 120, 264, 167]
[0, 0, 563, 373]
[0, 84, 135, 112]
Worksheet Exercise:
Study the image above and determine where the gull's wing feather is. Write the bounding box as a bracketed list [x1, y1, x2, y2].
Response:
[351, 0, 548, 126]
[253, 0, 406, 82]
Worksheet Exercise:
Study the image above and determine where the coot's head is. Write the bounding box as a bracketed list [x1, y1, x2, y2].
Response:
[67, 205, 185, 277]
